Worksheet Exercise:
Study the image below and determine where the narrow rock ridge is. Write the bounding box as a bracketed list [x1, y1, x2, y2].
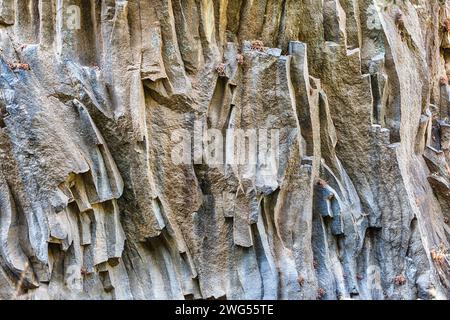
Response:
[0, 0, 449, 299]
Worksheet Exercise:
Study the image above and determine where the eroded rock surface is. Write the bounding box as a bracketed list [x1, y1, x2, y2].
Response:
[0, 0, 450, 300]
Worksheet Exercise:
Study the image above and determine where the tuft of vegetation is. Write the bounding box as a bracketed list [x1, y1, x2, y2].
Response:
[394, 274, 406, 285]
[317, 288, 326, 299]
[431, 244, 449, 268]
[442, 18, 450, 34]
[395, 11, 404, 29]
[8, 62, 30, 71]
[250, 40, 266, 52]
[236, 54, 244, 65]
[313, 259, 319, 269]
[297, 276, 305, 286]
[317, 178, 328, 187]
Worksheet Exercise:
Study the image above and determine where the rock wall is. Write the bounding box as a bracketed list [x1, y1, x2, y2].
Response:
[0, 0, 449, 300]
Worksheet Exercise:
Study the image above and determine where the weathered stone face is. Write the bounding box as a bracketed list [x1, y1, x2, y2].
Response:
[0, 0, 449, 300]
